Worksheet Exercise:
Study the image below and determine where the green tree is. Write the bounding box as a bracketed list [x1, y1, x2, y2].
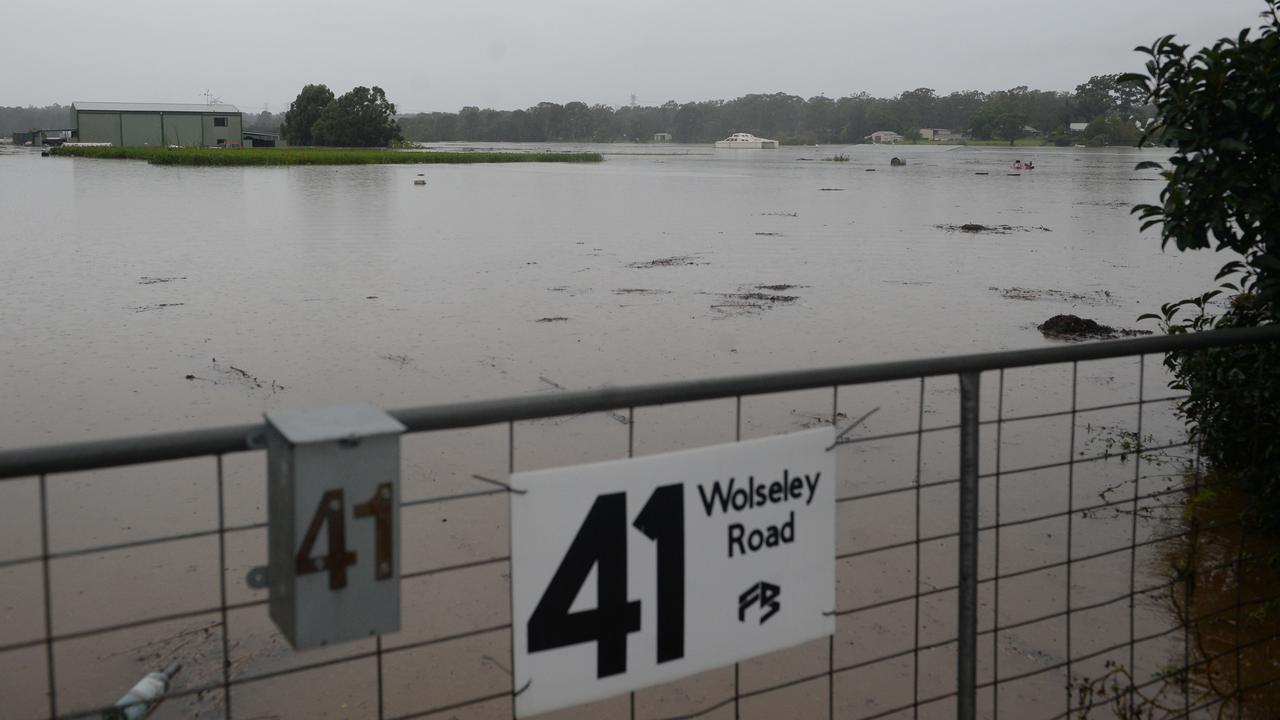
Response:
[1131, 0, 1280, 527]
[281, 84, 334, 146]
[996, 113, 1028, 145]
[1073, 74, 1146, 121]
[311, 86, 400, 147]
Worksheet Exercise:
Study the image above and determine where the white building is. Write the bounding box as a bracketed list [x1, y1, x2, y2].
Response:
[918, 128, 961, 142]
[866, 130, 903, 144]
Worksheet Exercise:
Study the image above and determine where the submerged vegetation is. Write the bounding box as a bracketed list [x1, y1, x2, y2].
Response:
[49, 146, 603, 166]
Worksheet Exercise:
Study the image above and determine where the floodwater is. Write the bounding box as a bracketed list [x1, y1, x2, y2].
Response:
[0, 142, 1239, 719]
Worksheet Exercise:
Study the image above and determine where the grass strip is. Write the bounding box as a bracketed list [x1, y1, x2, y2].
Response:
[50, 146, 603, 166]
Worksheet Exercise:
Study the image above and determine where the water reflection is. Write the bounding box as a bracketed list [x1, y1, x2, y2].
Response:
[1077, 477, 1280, 719]
[1164, 480, 1280, 718]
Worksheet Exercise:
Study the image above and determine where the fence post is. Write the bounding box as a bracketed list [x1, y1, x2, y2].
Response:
[958, 371, 980, 720]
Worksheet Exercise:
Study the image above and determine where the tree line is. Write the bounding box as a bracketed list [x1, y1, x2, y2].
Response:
[3, 75, 1143, 146]
[397, 75, 1146, 146]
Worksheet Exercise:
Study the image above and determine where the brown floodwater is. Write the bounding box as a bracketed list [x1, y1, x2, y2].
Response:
[0, 142, 1238, 719]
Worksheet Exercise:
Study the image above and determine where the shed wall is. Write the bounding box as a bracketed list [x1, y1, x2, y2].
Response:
[76, 112, 122, 145]
[163, 115, 204, 146]
[121, 113, 163, 146]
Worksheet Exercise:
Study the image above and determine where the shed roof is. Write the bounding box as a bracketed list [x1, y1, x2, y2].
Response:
[72, 101, 241, 114]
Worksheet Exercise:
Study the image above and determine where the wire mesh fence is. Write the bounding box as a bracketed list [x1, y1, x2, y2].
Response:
[2, 326, 1279, 719]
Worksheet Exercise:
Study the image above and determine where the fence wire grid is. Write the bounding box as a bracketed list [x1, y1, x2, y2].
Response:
[2, 326, 1279, 720]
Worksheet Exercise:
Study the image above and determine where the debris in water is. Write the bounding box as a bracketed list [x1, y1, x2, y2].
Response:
[754, 232, 785, 237]
[130, 303, 185, 313]
[990, 286, 1116, 306]
[205, 360, 286, 394]
[791, 410, 851, 429]
[760, 211, 798, 217]
[818, 188, 845, 191]
[709, 288, 801, 316]
[627, 255, 706, 269]
[381, 353, 412, 368]
[755, 284, 804, 291]
[1037, 314, 1152, 341]
[535, 316, 569, 323]
[935, 223, 1053, 234]
[612, 288, 670, 295]
[108, 662, 182, 720]
[137, 276, 186, 285]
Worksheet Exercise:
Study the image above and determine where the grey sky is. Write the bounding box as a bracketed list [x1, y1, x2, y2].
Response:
[3, 0, 1267, 113]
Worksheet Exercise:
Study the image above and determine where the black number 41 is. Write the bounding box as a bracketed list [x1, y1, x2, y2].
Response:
[527, 484, 684, 678]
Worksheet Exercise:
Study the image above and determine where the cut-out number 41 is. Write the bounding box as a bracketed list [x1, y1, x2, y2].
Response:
[527, 484, 684, 678]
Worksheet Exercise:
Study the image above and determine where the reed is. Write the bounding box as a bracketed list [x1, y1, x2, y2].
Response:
[50, 146, 603, 166]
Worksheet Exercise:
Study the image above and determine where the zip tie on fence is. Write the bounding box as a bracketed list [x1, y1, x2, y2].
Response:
[513, 678, 533, 697]
[825, 406, 881, 451]
[471, 474, 528, 495]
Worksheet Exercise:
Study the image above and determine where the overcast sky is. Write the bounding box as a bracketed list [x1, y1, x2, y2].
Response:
[2, 0, 1268, 114]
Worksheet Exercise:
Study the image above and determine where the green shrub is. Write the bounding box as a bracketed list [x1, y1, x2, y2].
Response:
[1130, 1, 1280, 527]
[49, 146, 603, 166]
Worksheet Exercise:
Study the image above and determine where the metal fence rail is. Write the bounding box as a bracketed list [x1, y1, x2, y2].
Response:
[2, 325, 1279, 720]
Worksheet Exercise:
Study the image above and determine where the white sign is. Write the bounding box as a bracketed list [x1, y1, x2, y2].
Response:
[510, 427, 835, 717]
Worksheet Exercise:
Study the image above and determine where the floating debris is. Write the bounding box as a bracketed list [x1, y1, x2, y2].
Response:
[818, 188, 845, 191]
[627, 255, 706, 269]
[108, 662, 182, 720]
[1037, 314, 1152, 341]
[129, 303, 185, 313]
[991, 286, 1115, 306]
[755, 284, 803, 291]
[535, 316, 569, 323]
[754, 232, 785, 237]
[137, 276, 186, 285]
[381, 353, 413, 368]
[709, 288, 801, 316]
[612, 288, 671, 295]
[935, 223, 1053, 234]
[760, 211, 798, 217]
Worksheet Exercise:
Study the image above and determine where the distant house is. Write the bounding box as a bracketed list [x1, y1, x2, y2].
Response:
[1069, 122, 1089, 133]
[652, 132, 672, 142]
[866, 130, 903, 144]
[918, 128, 962, 142]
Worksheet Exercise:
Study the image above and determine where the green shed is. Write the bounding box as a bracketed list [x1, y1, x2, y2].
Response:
[70, 102, 243, 148]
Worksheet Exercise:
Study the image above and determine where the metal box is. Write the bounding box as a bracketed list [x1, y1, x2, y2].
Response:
[265, 403, 405, 649]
